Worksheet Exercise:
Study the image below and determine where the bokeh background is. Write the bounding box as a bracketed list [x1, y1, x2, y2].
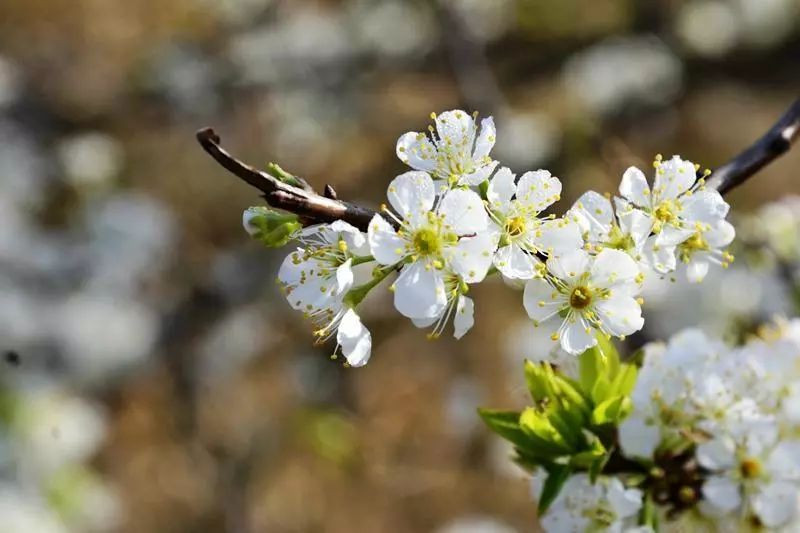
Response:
[0, 1, 799, 532]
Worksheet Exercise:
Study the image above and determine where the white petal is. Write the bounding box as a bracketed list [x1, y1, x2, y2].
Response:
[393, 261, 447, 319]
[590, 248, 641, 289]
[547, 249, 591, 282]
[396, 131, 438, 172]
[473, 116, 496, 160]
[606, 479, 642, 519]
[594, 294, 644, 337]
[515, 170, 562, 213]
[656, 225, 694, 247]
[681, 189, 730, 224]
[702, 476, 741, 513]
[561, 318, 597, 355]
[523, 278, 564, 323]
[329, 220, 366, 250]
[696, 437, 736, 470]
[367, 214, 406, 265]
[487, 166, 516, 212]
[278, 248, 306, 286]
[766, 440, 800, 481]
[449, 233, 496, 283]
[334, 259, 355, 295]
[705, 219, 736, 248]
[460, 160, 498, 186]
[533, 218, 584, 256]
[337, 309, 372, 367]
[617, 208, 653, 247]
[685, 256, 710, 283]
[242, 207, 262, 236]
[453, 295, 474, 339]
[654, 156, 697, 200]
[619, 415, 660, 459]
[642, 237, 676, 273]
[494, 243, 537, 280]
[619, 166, 651, 208]
[438, 189, 488, 235]
[569, 191, 613, 242]
[411, 315, 437, 328]
[387, 171, 435, 221]
[435, 109, 476, 148]
[752, 481, 799, 527]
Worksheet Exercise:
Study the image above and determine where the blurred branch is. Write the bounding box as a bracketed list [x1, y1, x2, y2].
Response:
[708, 99, 800, 195]
[196, 128, 383, 232]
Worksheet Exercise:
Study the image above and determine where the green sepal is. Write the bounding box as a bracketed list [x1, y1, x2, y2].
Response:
[243, 206, 301, 247]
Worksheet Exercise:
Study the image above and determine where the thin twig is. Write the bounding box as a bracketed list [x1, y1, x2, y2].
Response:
[707, 99, 800, 195]
[196, 128, 382, 232]
[197, 100, 800, 229]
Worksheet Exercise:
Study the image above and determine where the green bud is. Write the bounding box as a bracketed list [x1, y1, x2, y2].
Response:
[265, 162, 305, 188]
[243, 206, 301, 248]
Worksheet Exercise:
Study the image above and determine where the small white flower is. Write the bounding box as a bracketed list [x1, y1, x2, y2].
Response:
[487, 166, 582, 279]
[674, 219, 736, 283]
[523, 249, 644, 355]
[617, 156, 731, 275]
[306, 304, 373, 367]
[540, 474, 643, 533]
[368, 171, 494, 330]
[278, 221, 367, 312]
[396, 109, 498, 188]
[567, 191, 651, 261]
[697, 424, 800, 528]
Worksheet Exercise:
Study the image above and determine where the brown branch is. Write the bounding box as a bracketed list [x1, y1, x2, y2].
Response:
[197, 100, 800, 231]
[707, 99, 800, 195]
[196, 128, 382, 232]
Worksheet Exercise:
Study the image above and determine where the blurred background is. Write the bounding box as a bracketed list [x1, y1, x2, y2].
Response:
[0, 1, 798, 531]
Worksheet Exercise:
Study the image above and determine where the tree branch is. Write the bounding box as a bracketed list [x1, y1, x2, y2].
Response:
[707, 99, 800, 195]
[197, 100, 800, 229]
[196, 128, 382, 232]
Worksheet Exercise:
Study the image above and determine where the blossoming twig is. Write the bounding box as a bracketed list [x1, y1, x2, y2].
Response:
[195, 127, 384, 232]
[708, 98, 800, 195]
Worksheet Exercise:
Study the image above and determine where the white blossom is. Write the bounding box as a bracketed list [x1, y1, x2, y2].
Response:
[396, 109, 498, 189]
[674, 219, 735, 283]
[523, 249, 644, 355]
[368, 171, 493, 336]
[538, 474, 643, 532]
[487, 166, 582, 279]
[278, 220, 368, 312]
[567, 190, 651, 263]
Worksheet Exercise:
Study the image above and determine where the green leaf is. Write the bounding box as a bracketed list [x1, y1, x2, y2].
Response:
[588, 449, 611, 483]
[608, 363, 638, 398]
[519, 408, 573, 455]
[537, 464, 572, 514]
[596, 335, 621, 377]
[591, 395, 626, 425]
[265, 162, 305, 188]
[590, 375, 611, 405]
[477, 409, 529, 449]
[640, 493, 659, 529]
[578, 346, 605, 394]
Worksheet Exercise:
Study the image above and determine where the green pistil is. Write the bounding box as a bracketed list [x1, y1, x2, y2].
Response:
[605, 225, 635, 251]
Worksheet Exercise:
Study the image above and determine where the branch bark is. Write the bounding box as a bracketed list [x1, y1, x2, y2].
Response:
[197, 99, 800, 227]
[707, 99, 800, 195]
[196, 128, 382, 232]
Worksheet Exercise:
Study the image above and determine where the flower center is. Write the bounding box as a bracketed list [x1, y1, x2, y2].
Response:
[569, 286, 593, 309]
[605, 225, 635, 251]
[505, 216, 527, 238]
[740, 457, 762, 479]
[654, 200, 677, 224]
[677, 232, 709, 262]
[412, 227, 443, 257]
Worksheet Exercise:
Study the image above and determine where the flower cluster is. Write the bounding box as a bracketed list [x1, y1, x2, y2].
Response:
[619, 323, 800, 529]
[245, 109, 735, 366]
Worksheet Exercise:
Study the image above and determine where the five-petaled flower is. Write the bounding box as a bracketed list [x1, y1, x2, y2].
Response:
[522, 248, 645, 354]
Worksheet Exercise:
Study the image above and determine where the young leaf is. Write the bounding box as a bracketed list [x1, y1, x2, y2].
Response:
[591, 395, 626, 426]
[537, 464, 572, 515]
